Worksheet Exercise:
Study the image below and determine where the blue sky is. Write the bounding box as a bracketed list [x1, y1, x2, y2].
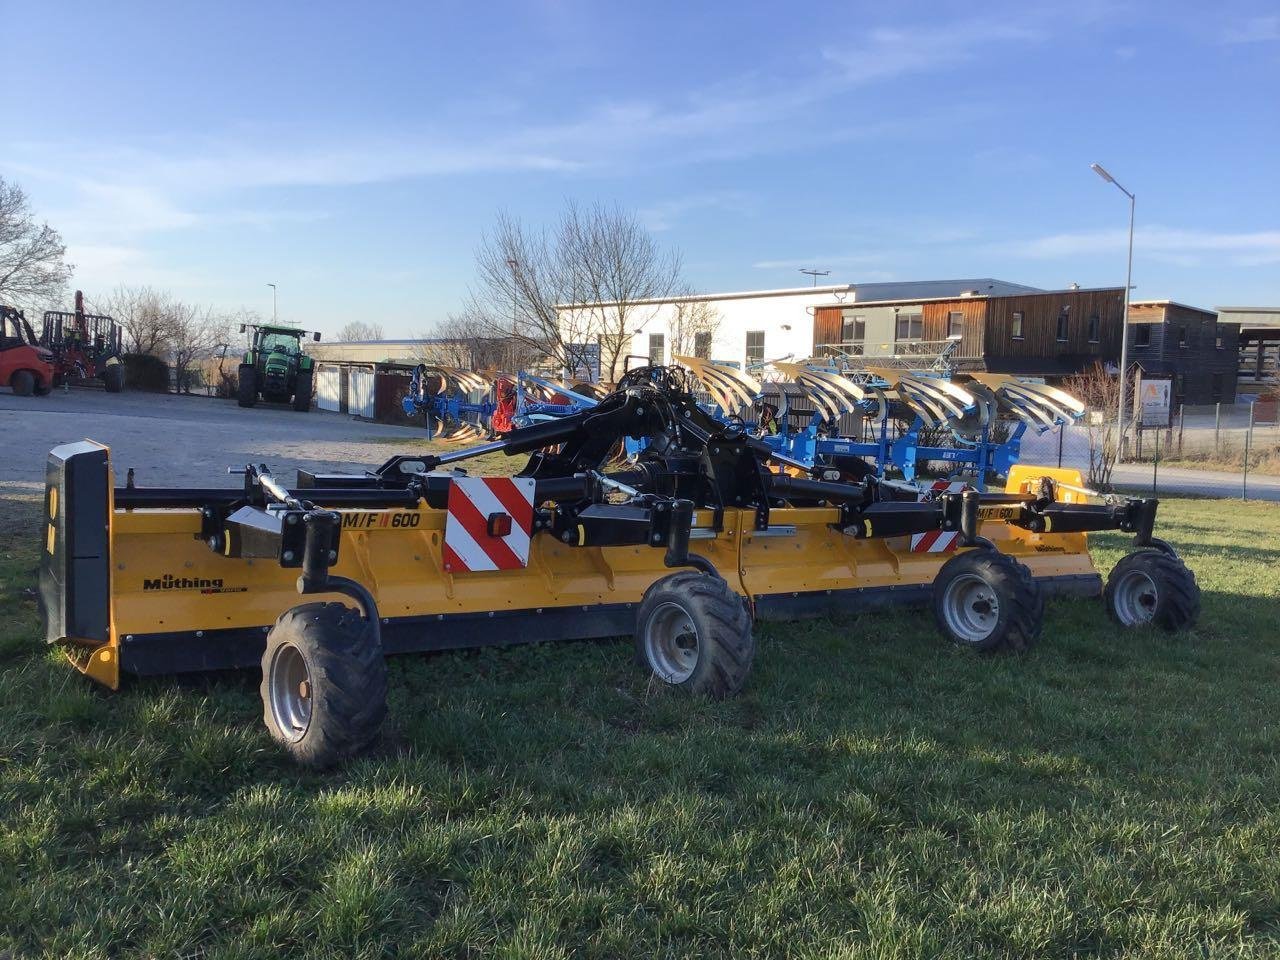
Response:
[4, 1, 1278, 336]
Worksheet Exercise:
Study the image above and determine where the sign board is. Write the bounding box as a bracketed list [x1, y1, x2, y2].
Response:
[1139, 378, 1172, 428]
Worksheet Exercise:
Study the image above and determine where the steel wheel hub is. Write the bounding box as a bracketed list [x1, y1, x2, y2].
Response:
[269, 642, 312, 741]
[942, 573, 1001, 643]
[1113, 569, 1159, 625]
[644, 601, 701, 683]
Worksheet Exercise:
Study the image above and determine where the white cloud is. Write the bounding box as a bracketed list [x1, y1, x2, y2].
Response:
[752, 253, 887, 271]
[639, 193, 753, 232]
[1221, 15, 1280, 43]
[821, 21, 1043, 84]
[997, 226, 1280, 266]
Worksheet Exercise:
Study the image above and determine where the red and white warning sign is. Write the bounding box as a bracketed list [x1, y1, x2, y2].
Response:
[910, 480, 970, 553]
[443, 477, 536, 572]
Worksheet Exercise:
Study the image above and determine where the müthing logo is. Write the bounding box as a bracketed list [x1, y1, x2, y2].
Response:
[142, 574, 245, 594]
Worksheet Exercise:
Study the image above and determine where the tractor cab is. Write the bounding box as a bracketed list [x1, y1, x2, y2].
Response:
[1, 305, 40, 348]
[236, 323, 321, 411]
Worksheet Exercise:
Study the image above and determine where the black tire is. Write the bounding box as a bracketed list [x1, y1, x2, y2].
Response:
[33, 378, 52, 396]
[932, 549, 1043, 653]
[1104, 548, 1200, 631]
[102, 363, 125, 393]
[237, 364, 257, 407]
[635, 571, 754, 698]
[260, 602, 388, 768]
[292, 370, 313, 412]
[10, 369, 35, 396]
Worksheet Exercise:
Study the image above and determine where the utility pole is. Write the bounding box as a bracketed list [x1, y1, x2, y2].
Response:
[799, 268, 830, 287]
[267, 283, 278, 323]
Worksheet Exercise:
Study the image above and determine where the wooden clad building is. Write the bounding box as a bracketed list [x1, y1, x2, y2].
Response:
[1127, 301, 1239, 405]
[813, 287, 1126, 377]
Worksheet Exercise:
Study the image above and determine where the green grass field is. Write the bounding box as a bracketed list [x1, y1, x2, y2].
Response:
[2, 493, 1278, 959]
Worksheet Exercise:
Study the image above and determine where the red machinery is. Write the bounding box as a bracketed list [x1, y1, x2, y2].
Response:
[40, 290, 125, 392]
[1, 305, 56, 396]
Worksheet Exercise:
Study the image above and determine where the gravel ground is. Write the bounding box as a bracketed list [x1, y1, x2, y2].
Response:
[0, 387, 428, 495]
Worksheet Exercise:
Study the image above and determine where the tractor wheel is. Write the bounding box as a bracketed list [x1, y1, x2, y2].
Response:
[635, 571, 754, 698]
[292, 370, 313, 412]
[260, 602, 388, 768]
[33, 379, 52, 396]
[1105, 548, 1200, 631]
[102, 363, 125, 393]
[933, 549, 1043, 653]
[10, 370, 35, 397]
[237, 364, 257, 407]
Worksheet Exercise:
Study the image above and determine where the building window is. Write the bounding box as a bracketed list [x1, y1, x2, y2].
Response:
[1178, 326, 1187, 348]
[1011, 311, 1024, 339]
[1056, 308, 1070, 342]
[841, 316, 866, 343]
[1087, 313, 1100, 343]
[947, 311, 964, 338]
[648, 332, 664, 364]
[895, 312, 923, 341]
[745, 330, 765, 366]
[694, 331, 712, 358]
[1135, 325, 1151, 347]
[1216, 333, 1224, 350]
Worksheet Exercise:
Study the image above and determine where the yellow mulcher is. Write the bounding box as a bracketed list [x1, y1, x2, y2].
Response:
[40, 365, 1199, 767]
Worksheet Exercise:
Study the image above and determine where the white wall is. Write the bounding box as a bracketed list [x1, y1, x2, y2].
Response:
[559, 287, 849, 379]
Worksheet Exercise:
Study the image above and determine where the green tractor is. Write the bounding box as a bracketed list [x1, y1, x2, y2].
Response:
[236, 323, 321, 411]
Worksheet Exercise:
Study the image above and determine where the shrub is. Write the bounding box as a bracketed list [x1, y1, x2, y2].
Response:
[122, 353, 170, 392]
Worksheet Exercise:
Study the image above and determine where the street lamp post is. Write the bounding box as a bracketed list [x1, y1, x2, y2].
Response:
[267, 283, 278, 323]
[1090, 162, 1135, 461]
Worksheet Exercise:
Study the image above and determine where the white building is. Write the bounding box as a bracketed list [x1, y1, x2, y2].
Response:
[558, 278, 1042, 379]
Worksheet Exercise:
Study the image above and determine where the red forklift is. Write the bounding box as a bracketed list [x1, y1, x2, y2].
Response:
[40, 290, 126, 392]
[1, 304, 57, 396]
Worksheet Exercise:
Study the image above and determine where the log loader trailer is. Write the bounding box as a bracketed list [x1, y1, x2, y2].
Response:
[40, 366, 1199, 767]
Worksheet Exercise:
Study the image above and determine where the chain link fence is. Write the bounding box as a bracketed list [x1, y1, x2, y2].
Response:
[1018, 401, 1280, 501]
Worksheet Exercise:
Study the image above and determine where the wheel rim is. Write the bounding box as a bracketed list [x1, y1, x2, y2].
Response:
[1112, 569, 1159, 625]
[643, 601, 700, 683]
[269, 642, 313, 741]
[942, 573, 1001, 644]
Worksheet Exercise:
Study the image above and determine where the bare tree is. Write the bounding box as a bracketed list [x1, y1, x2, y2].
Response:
[101, 285, 175, 356]
[668, 290, 722, 358]
[461, 203, 680, 380]
[337, 320, 385, 342]
[169, 303, 232, 394]
[0, 177, 74, 313]
[1062, 362, 1124, 490]
[419, 315, 515, 371]
[560, 202, 680, 379]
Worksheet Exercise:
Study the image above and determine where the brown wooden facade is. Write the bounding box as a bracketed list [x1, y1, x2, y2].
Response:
[1127, 302, 1239, 405]
[813, 288, 1126, 377]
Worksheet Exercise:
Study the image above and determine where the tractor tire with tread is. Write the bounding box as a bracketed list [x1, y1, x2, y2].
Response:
[1104, 548, 1200, 631]
[635, 571, 754, 698]
[10, 370, 35, 397]
[237, 363, 257, 407]
[260, 602, 388, 767]
[292, 369, 313, 412]
[933, 549, 1043, 653]
[103, 363, 125, 393]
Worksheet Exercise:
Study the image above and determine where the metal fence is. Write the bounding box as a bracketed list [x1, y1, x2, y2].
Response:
[1020, 402, 1280, 501]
